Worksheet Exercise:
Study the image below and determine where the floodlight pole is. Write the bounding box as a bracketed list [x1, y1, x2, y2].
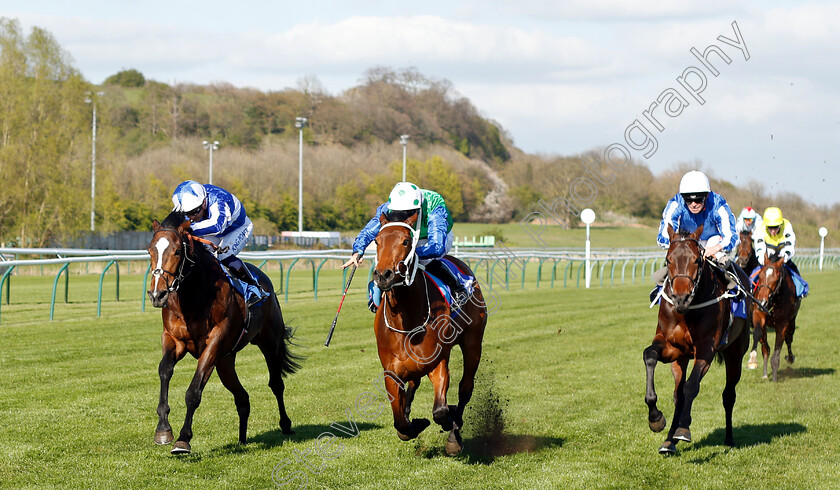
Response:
[203, 140, 219, 185]
[85, 91, 105, 232]
[400, 134, 409, 182]
[295, 117, 308, 233]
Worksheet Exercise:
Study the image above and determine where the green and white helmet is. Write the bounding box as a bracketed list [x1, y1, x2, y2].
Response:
[387, 182, 423, 211]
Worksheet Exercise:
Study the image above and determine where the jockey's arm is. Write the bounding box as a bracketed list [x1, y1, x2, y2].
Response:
[343, 202, 388, 269]
[656, 198, 680, 250]
[416, 206, 450, 259]
[782, 222, 796, 262]
[190, 201, 230, 236]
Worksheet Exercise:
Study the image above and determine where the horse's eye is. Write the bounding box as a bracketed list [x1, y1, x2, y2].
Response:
[174, 249, 182, 256]
[403, 239, 410, 247]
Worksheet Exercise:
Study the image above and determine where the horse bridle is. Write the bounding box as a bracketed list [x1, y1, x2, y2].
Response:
[378, 221, 421, 287]
[754, 261, 784, 310]
[664, 236, 706, 305]
[150, 229, 196, 294]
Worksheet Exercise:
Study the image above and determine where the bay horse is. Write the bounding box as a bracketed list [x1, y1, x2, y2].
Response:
[735, 230, 758, 274]
[643, 225, 750, 454]
[372, 212, 487, 455]
[749, 248, 800, 381]
[147, 211, 299, 454]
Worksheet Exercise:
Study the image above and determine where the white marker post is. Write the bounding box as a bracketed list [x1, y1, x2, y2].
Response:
[581, 208, 596, 288]
[819, 227, 828, 270]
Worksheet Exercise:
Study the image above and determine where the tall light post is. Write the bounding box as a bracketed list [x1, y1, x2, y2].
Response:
[85, 91, 104, 232]
[819, 227, 828, 270]
[203, 140, 219, 184]
[581, 208, 596, 288]
[295, 116, 308, 233]
[400, 134, 410, 182]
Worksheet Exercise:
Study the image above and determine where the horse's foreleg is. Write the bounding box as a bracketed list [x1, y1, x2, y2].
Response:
[674, 353, 712, 444]
[428, 358, 452, 431]
[452, 337, 483, 432]
[385, 374, 429, 441]
[722, 337, 746, 447]
[643, 342, 665, 433]
[216, 355, 250, 444]
[155, 333, 184, 445]
[173, 345, 219, 454]
[748, 315, 765, 370]
[758, 322, 771, 379]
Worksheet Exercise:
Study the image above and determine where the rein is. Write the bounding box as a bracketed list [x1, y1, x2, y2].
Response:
[382, 272, 433, 335]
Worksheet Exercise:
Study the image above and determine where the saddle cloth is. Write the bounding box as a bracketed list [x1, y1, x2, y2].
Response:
[368, 258, 475, 311]
[221, 267, 267, 308]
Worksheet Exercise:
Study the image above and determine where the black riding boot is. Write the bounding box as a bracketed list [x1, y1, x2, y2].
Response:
[424, 260, 469, 307]
[225, 258, 267, 307]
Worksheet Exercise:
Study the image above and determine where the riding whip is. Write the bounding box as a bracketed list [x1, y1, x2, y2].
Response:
[325, 265, 357, 347]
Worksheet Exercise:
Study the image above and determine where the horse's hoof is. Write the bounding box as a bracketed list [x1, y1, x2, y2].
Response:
[762, 374, 768, 379]
[155, 429, 174, 445]
[673, 428, 691, 442]
[445, 430, 463, 456]
[649, 413, 666, 433]
[397, 418, 431, 441]
[747, 351, 757, 369]
[171, 441, 191, 455]
[786, 355, 795, 364]
[659, 440, 676, 455]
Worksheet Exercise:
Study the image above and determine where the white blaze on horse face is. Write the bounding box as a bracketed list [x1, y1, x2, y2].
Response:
[153, 236, 171, 291]
[765, 269, 774, 278]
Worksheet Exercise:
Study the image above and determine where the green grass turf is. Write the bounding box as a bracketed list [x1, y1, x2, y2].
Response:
[1, 268, 839, 489]
[451, 222, 657, 249]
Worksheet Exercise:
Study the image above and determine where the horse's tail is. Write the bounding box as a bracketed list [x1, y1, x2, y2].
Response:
[278, 320, 303, 377]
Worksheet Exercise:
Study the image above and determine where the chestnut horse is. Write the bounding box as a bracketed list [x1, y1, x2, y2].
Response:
[748, 248, 800, 381]
[372, 212, 487, 455]
[735, 230, 758, 274]
[147, 211, 299, 454]
[643, 225, 750, 454]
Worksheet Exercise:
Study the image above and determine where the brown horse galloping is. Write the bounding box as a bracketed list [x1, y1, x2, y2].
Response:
[643, 225, 750, 454]
[735, 230, 758, 274]
[749, 249, 800, 381]
[372, 212, 487, 455]
[147, 211, 299, 454]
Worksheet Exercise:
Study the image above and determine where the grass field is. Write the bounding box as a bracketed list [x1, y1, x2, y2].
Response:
[451, 221, 657, 249]
[1, 267, 839, 489]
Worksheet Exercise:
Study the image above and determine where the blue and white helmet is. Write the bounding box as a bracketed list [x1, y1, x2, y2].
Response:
[172, 180, 207, 213]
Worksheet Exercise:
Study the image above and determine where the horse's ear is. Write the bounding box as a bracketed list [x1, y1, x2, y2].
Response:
[177, 220, 191, 236]
[667, 224, 675, 241]
[152, 219, 161, 232]
[690, 224, 704, 241]
[379, 213, 388, 225]
[405, 210, 419, 227]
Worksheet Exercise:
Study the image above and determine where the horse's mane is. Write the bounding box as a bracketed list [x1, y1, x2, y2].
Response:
[160, 210, 187, 229]
[156, 211, 218, 267]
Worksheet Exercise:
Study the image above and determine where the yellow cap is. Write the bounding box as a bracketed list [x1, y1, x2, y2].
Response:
[763, 207, 784, 228]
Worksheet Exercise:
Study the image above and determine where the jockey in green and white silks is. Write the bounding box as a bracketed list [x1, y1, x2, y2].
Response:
[342, 182, 465, 310]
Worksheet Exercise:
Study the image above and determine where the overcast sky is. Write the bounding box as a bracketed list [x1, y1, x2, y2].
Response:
[6, 0, 839, 206]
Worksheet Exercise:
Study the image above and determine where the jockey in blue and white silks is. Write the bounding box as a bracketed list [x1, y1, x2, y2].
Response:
[657, 191, 738, 257]
[171, 180, 268, 306]
[652, 171, 748, 304]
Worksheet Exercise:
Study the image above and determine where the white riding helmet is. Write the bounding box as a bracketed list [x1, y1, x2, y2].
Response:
[740, 207, 757, 220]
[678, 170, 711, 199]
[387, 182, 423, 211]
[172, 180, 207, 213]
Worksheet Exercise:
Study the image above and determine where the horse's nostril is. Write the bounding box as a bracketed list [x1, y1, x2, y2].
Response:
[385, 270, 394, 279]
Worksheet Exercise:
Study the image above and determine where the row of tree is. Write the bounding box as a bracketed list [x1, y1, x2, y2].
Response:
[1, 17, 837, 248]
